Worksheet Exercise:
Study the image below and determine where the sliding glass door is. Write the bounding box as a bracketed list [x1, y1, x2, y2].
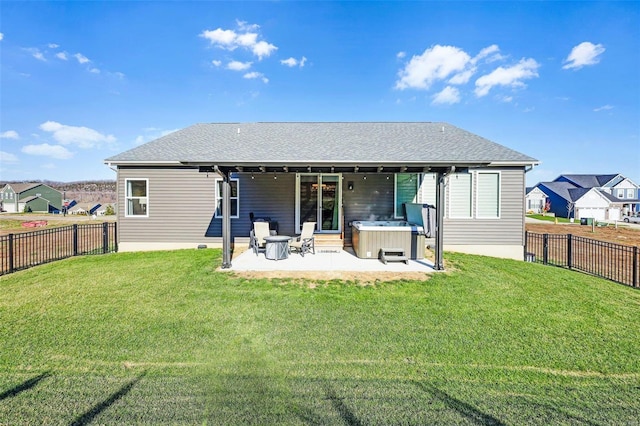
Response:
[296, 173, 341, 233]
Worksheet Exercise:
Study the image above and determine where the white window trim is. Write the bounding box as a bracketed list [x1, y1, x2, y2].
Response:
[124, 178, 149, 218]
[475, 170, 501, 219]
[394, 173, 420, 219]
[447, 172, 473, 219]
[214, 177, 239, 219]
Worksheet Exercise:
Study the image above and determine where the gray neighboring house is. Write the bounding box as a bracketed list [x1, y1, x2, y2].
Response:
[105, 122, 538, 264]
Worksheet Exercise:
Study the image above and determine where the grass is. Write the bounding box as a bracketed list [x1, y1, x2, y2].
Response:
[527, 214, 576, 223]
[1, 249, 639, 424]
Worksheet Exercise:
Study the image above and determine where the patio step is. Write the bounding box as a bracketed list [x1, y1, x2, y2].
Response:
[314, 234, 343, 253]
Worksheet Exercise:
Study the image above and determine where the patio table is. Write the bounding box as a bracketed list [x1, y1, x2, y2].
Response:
[264, 235, 292, 260]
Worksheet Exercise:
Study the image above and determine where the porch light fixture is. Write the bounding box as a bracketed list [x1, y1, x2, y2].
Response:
[259, 166, 266, 173]
[273, 172, 277, 180]
[363, 175, 367, 180]
[283, 166, 288, 173]
[251, 172, 255, 179]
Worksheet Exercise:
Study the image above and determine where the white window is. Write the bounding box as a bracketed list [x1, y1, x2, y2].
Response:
[448, 173, 472, 218]
[215, 178, 239, 218]
[476, 172, 501, 218]
[626, 189, 634, 199]
[125, 179, 148, 217]
[617, 189, 624, 198]
[394, 173, 420, 218]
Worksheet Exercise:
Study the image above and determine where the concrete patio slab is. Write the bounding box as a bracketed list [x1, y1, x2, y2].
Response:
[226, 247, 436, 273]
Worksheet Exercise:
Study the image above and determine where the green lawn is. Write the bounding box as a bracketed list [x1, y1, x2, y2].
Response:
[1, 249, 639, 425]
[526, 214, 576, 223]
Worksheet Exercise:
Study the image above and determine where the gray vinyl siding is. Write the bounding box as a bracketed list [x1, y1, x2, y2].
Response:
[229, 173, 296, 237]
[117, 167, 219, 243]
[443, 167, 525, 245]
[118, 167, 297, 242]
[117, 166, 525, 247]
[342, 173, 395, 243]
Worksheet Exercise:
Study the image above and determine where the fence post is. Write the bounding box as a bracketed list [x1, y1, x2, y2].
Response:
[567, 234, 572, 269]
[8, 233, 14, 274]
[102, 222, 109, 254]
[114, 222, 118, 252]
[73, 224, 78, 256]
[524, 231, 528, 261]
[634, 246, 638, 288]
[543, 233, 548, 265]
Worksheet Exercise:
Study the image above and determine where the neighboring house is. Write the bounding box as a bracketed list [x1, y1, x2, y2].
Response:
[534, 174, 640, 220]
[525, 187, 548, 214]
[105, 122, 538, 263]
[0, 183, 62, 213]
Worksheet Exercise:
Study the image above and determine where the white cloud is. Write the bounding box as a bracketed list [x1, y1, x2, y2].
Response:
[25, 48, 46, 61]
[39, 121, 116, 149]
[474, 58, 539, 97]
[200, 21, 277, 60]
[281, 57, 297, 67]
[22, 143, 73, 160]
[280, 56, 307, 68]
[0, 130, 20, 139]
[89, 67, 100, 74]
[243, 72, 268, 83]
[212, 60, 222, 67]
[0, 33, 4, 41]
[448, 69, 475, 85]
[227, 60, 252, 71]
[0, 151, 18, 163]
[395, 45, 471, 90]
[471, 44, 501, 64]
[48, 43, 59, 48]
[432, 86, 461, 105]
[74, 53, 90, 64]
[594, 105, 614, 112]
[563, 42, 605, 70]
[396, 51, 406, 59]
[56, 51, 68, 60]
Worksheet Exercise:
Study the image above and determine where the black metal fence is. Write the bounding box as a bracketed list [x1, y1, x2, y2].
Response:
[525, 231, 639, 288]
[0, 222, 118, 276]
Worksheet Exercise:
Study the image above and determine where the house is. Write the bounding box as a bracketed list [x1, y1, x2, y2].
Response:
[105, 122, 539, 267]
[525, 186, 549, 214]
[534, 174, 640, 220]
[0, 183, 62, 213]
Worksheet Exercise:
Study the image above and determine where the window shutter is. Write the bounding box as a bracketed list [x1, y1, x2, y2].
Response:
[477, 173, 500, 218]
[449, 173, 472, 217]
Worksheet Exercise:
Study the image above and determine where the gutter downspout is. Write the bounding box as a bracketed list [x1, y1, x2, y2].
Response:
[215, 166, 232, 269]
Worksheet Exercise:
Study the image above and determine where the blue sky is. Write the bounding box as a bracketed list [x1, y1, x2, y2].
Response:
[1, 1, 638, 186]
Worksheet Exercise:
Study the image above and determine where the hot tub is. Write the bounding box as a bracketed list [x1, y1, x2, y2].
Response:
[351, 221, 425, 260]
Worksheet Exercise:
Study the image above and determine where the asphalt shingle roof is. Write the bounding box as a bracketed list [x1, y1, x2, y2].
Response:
[105, 122, 538, 166]
[557, 174, 619, 188]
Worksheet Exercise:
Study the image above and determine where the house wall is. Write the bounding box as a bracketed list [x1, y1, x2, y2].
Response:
[117, 166, 527, 259]
[574, 190, 609, 221]
[538, 184, 570, 218]
[21, 185, 62, 210]
[25, 197, 50, 213]
[0, 187, 18, 212]
[525, 189, 547, 213]
[117, 166, 221, 251]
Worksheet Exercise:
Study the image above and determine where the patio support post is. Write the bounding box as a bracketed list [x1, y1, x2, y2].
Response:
[435, 170, 446, 271]
[217, 167, 232, 269]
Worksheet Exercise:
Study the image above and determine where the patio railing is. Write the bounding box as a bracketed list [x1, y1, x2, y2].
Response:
[0, 222, 118, 276]
[525, 232, 639, 288]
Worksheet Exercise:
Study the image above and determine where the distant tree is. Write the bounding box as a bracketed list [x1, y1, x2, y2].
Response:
[566, 201, 575, 219]
[104, 205, 116, 216]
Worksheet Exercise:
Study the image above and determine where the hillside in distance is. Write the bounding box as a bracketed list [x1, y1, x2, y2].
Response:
[1, 180, 116, 203]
